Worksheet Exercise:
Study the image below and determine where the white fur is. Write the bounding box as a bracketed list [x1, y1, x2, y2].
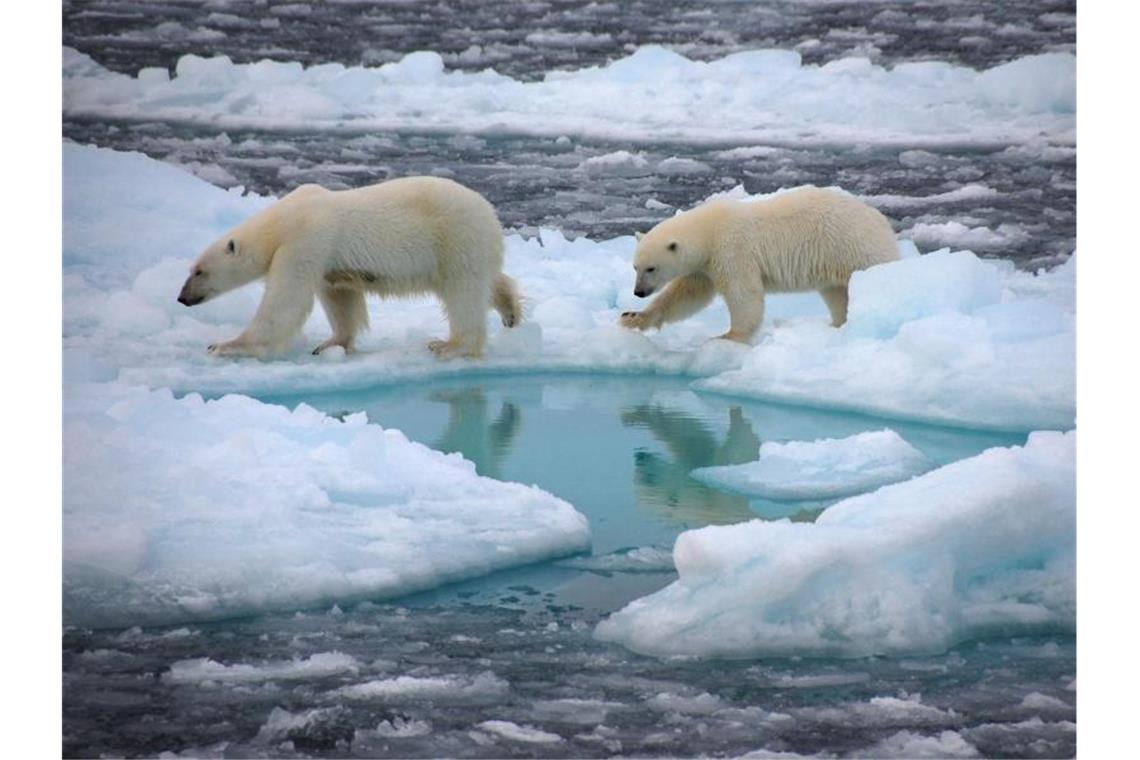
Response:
[622, 186, 899, 342]
[178, 177, 521, 359]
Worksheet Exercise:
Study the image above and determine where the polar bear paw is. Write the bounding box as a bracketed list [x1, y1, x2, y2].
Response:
[620, 310, 655, 331]
[312, 337, 356, 355]
[428, 338, 481, 359]
[207, 340, 250, 357]
[711, 330, 753, 345]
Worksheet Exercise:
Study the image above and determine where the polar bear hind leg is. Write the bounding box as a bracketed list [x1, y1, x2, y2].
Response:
[819, 285, 849, 328]
[313, 285, 369, 354]
[431, 280, 491, 358]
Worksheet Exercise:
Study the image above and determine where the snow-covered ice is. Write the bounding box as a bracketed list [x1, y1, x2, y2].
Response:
[698, 249, 1075, 432]
[63, 383, 589, 627]
[63, 45, 1074, 149]
[690, 429, 933, 500]
[595, 431, 1075, 658]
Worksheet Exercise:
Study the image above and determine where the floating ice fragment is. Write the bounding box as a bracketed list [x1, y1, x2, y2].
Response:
[691, 429, 932, 501]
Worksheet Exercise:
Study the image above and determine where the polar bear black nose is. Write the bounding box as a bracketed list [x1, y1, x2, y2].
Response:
[177, 278, 205, 306]
[634, 288, 648, 298]
[177, 285, 203, 307]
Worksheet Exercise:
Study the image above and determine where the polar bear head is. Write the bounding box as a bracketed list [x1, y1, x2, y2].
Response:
[631, 211, 710, 297]
[177, 222, 274, 306]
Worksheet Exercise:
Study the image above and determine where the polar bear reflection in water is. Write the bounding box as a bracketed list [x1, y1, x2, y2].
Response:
[428, 388, 521, 481]
[393, 383, 818, 528]
[620, 403, 763, 526]
[302, 377, 837, 536]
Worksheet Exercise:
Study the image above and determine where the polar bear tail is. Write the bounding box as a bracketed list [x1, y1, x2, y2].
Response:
[491, 274, 522, 328]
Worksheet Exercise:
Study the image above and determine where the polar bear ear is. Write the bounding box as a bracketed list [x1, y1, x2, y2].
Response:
[226, 239, 238, 256]
[635, 231, 647, 241]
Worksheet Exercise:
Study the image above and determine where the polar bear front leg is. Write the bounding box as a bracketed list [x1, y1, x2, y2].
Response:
[715, 269, 765, 344]
[621, 273, 716, 331]
[209, 251, 318, 359]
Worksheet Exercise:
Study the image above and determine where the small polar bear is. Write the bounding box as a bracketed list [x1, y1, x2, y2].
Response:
[620, 186, 898, 343]
[177, 177, 521, 359]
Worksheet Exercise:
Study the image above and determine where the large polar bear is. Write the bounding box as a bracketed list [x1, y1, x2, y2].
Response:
[620, 186, 898, 343]
[177, 177, 521, 359]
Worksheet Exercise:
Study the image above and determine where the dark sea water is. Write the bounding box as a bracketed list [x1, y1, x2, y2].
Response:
[62, 0, 1076, 268]
[64, 374, 1074, 759]
[62, 2, 1077, 757]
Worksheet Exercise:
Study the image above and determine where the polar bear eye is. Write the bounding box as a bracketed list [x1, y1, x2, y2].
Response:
[226, 239, 237, 255]
[667, 242, 678, 252]
[646, 267, 657, 273]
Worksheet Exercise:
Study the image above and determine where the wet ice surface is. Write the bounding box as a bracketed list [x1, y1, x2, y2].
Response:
[62, 375, 1074, 758]
[61, 120, 1075, 267]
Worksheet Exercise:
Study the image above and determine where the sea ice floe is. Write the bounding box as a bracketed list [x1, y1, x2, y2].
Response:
[691, 429, 933, 500]
[595, 431, 1075, 658]
[63, 383, 589, 628]
[63, 45, 1074, 148]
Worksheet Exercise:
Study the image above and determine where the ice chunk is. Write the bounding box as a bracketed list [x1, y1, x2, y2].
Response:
[475, 721, 563, 744]
[595, 431, 1075, 658]
[337, 671, 509, 704]
[63, 385, 589, 628]
[691, 429, 932, 500]
[846, 250, 1005, 338]
[255, 706, 350, 746]
[861, 184, 999, 210]
[355, 717, 432, 740]
[556, 546, 674, 573]
[906, 221, 1031, 252]
[863, 730, 980, 758]
[165, 652, 359, 684]
[579, 150, 652, 178]
[977, 53, 1076, 112]
[656, 157, 712, 175]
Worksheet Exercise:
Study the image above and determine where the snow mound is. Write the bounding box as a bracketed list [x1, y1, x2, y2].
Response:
[63, 384, 589, 628]
[62, 45, 1074, 148]
[698, 250, 1075, 432]
[595, 431, 1074, 658]
[690, 429, 933, 500]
